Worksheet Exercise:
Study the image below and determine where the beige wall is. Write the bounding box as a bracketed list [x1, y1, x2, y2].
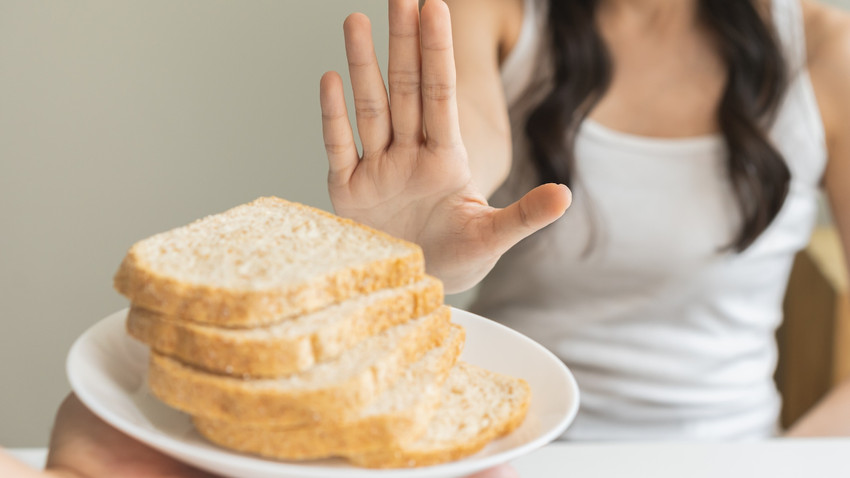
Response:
[0, 0, 389, 447]
[1, 0, 849, 448]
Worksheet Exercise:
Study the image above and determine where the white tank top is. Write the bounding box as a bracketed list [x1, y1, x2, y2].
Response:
[470, 0, 828, 441]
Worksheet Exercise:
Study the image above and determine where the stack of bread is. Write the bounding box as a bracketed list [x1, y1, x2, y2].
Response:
[113, 196, 530, 468]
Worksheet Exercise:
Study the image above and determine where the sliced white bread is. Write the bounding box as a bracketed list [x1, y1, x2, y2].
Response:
[192, 324, 465, 460]
[127, 276, 443, 376]
[348, 362, 531, 469]
[148, 307, 452, 426]
[114, 197, 425, 327]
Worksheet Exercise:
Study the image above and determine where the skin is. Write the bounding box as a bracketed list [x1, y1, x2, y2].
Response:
[3, 394, 217, 478]
[3, 1, 849, 477]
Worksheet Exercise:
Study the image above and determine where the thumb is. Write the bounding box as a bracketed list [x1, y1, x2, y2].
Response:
[487, 182, 571, 253]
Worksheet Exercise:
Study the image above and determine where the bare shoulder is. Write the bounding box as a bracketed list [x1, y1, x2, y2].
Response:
[444, 0, 524, 64]
[802, 0, 850, 63]
[802, 1, 850, 147]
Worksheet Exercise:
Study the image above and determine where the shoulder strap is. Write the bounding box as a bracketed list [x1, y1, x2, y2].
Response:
[771, 0, 807, 73]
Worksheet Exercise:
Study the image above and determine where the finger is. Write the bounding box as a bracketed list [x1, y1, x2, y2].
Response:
[388, 0, 423, 145]
[488, 183, 572, 252]
[320, 71, 359, 188]
[343, 13, 392, 156]
[420, 0, 462, 148]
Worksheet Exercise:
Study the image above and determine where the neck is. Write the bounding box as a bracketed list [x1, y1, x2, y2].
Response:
[597, 0, 700, 30]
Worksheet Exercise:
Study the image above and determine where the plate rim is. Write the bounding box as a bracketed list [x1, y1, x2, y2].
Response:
[67, 307, 579, 478]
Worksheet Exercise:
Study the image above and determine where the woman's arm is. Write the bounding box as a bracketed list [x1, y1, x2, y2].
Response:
[785, 380, 850, 437]
[785, 1, 850, 438]
[444, 0, 521, 198]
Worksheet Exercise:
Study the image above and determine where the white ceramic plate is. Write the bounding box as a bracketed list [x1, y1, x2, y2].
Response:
[67, 308, 579, 478]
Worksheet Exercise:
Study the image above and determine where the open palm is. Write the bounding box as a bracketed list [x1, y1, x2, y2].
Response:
[320, 0, 570, 293]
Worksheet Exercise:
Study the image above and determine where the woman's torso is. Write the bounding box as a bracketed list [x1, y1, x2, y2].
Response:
[470, 0, 828, 441]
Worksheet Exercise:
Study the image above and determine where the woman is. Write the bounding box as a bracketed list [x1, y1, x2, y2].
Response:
[320, 0, 850, 442]
[5, 0, 849, 477]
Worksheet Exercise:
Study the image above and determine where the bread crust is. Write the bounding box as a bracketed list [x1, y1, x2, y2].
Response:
[348, 369, 532, 469]
[192, 326, 465, 460]
[114, 197, 425, 327]
[127, 276, 443, 376]
[147, 308, 453, 426]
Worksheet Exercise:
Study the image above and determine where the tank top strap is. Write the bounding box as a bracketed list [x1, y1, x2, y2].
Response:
[500, 0, 549, 105]
[771, 0, 807, 74]
[769, 0, 828, 180]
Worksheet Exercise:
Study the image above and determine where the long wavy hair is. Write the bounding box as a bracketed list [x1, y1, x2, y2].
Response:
[525, 0, 790, 251]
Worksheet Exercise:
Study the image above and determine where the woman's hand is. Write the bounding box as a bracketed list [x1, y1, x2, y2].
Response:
[44, 394, 217, 478]
[320, 0, 570, 293]
[0, 392, 513, 478]
[28, 394, 514, 478]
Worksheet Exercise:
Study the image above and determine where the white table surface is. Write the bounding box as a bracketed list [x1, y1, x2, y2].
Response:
[512, 439, 850, 477]
[10, 439, 850, 477]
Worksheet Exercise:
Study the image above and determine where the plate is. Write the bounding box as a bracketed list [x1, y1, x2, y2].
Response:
[67, 308, 579, 478]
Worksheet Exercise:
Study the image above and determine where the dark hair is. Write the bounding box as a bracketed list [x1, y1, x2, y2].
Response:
[525, 0, 790, 251]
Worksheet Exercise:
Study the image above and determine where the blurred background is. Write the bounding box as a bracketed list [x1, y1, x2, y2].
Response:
[1, 0, 848, 447]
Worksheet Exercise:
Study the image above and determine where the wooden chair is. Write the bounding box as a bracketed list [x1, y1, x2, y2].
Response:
[776, 227, 850, 428]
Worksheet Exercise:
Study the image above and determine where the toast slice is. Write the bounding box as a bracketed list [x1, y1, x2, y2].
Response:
[114, 197, 425, 326]
[348, 362, 531, 468]
[148, 307, 452, 426]
[192, 324, 465, 460]
[127, 276, 443, 376]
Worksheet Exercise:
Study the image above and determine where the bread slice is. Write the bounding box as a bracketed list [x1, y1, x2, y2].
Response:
[348, 362, 531, 468]
[192, 324, 465, 460]
[114, 197, 425, 326]
[148, 306, 452, 426]
[127, 276, 443, 376]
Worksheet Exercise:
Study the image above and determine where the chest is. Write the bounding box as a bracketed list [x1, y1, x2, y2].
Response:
[552, 134, 738, 279]
[589, 27, 727, 138]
